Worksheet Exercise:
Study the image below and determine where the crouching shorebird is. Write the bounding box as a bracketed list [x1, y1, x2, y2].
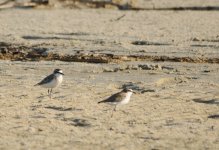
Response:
[34, 69, 64, 99]
[98, 88, 134, 117]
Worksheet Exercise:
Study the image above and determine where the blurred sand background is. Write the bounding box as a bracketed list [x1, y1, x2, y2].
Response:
[0, 0, 219, 149]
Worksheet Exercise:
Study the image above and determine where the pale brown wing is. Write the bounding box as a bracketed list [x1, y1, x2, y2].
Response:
[34, 74, 55, 86]
[98, 91, 126, 103]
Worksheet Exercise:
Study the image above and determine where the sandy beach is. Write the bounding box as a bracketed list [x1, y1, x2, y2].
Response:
[0, 1, 219, 149]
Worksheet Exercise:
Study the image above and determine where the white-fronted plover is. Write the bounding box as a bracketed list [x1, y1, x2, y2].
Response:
[35, 69, 64, 99]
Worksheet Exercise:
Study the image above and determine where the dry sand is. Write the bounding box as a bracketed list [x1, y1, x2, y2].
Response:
[0, 5, 219, 150]
[0, 60, 219, 149]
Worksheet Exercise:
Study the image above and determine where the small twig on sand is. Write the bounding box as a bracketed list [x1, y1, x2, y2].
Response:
[110, 14, 126, 22]
[114, 14, 126, 21]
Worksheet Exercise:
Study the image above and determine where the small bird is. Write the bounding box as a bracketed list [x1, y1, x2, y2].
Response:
[98, 88, 134, 117]
[34, 69, 64, 99]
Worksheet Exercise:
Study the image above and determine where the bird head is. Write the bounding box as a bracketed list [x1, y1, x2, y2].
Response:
[54, 69, 64, 75]
[123, 88, 134, 93]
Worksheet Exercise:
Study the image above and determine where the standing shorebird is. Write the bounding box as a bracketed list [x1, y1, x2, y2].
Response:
[98, 88, 134, 117]
[34, 69, 64, 99]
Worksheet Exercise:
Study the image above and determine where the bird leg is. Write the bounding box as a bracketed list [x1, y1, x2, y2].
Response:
[49, 89, 53, 99]
[111, 105, 117, 118]
[50, 89, 53, 99]
[114, 105, 117, 111]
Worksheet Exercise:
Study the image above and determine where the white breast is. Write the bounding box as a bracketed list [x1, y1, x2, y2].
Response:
[41, 74, 63, 88]
[120, 92, 133, 105]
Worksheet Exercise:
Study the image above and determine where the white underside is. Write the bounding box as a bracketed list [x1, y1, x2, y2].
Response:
[109, 91, 133, 105]
[41, 74, 63, 89]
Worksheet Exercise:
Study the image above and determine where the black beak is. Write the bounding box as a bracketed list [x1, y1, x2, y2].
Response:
[59, 72, 64, 75]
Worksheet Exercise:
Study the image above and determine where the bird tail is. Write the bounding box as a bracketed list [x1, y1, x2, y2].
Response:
[34, 83, 39, 86]
[98, 99, 106, 104]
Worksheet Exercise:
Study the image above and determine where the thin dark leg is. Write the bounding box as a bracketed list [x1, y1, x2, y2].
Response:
[111, 105, 117, 118]
[48, 89, 50, 95]
[114, 105, 117, 111]
[49, 89, 52, 99]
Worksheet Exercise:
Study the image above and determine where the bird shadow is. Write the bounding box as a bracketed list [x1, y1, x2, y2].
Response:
[138, 136, 160, 141]
[22, 35, 102, 43]
[44, 106, 75, 111]
[56, 32, 89, 36]
[36, 92, 67, 99]
[31, 115, 46, 119]
[190, 44, 217, 48]
[208, 114, 219, 119]
[53, 95, 67, 99]
[131, 40, 171, 46]
[22, 35, 73, 40]
[30, 104, 43, 110]
[36, 94, 50, 99]
[192, 98, 219, 105]
[62, 118, 91, 127]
